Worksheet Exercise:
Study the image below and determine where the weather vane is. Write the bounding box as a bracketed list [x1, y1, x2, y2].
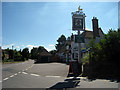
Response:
[78, 6, 83, 11]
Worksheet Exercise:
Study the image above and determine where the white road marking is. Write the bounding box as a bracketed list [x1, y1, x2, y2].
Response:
[18, 72, 21, 74]
[45, 76, 61, 78]
[30, 74, 40, 77]
[68, 77, 74, 79]
[103, 80, 110, 82]
[79, 77, 87, 79]
[3, 78, 9, 81]
[25, 69, 28, 70]
[0, 81, 2, 82]
[31, 65, 34, 67]
[14, 73, 17, 76]
[10, 75, 14, 78]
[22, 72, 28, 74]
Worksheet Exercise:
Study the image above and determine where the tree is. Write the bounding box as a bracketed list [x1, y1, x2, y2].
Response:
[31, 47, 38, 59]
[14, 50, 23, 61]
[88, 28, 120, 79]
[30, 46, 46, 59]
[49, 50, 57, 56]
[21, 48, 29, 60]
[56, 34, 66, 52]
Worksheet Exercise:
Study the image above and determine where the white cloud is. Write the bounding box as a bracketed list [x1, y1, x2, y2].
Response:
[16, 46, 20, 49]
[25, 44, 56, 52]
[49, 44, 54, 47]
[26, 45, 38, 51]
[2, 44, 15, 49]
[45, 44, 56, 51]
[45, 48, 53, 52]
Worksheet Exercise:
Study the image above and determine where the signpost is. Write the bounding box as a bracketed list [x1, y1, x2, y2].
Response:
[70, 6, 86, 77]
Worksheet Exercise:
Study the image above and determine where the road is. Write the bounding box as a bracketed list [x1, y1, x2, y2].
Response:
[2, 59, 120, 89]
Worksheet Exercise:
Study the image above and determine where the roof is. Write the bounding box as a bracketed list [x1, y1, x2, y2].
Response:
[38, 49, 52, 56]
[58, 45, 66, 53]
[81, 30, 93, 39]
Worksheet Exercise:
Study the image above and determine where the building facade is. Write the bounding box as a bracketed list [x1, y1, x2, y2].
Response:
[70, 17, 104, 61]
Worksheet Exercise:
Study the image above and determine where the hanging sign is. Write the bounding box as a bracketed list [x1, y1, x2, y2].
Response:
[72, 15, 84, 30]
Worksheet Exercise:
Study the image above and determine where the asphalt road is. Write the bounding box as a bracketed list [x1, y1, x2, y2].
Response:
[2, 59, 120, 89]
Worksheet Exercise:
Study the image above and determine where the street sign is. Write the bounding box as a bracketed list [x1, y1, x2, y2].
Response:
[75, 35, 84, 43]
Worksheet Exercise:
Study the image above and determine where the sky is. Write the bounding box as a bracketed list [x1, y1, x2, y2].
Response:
[2, 2, 118, 52]
[118, 1, 120, 28]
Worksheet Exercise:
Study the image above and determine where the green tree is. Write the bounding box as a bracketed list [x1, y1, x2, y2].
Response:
[30, 46, 46, 59]
[14, 50, 23, 61]
[88, 28, 120, 79]
[31, 47, 38, 59]
[56, 34, 66, 52]
[21, 48, 29, 60]
[49, 50, 57, 56]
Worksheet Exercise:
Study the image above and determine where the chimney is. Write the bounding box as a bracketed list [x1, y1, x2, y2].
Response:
[92, 17, 99, 38]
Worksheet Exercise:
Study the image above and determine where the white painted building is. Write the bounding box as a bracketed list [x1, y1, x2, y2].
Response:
[70, 17, 104, 61]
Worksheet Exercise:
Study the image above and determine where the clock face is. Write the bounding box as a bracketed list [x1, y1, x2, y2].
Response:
[73, 18, 83, 30]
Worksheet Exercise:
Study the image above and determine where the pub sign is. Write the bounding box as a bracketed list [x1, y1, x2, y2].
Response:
[72, 16, 84, 30]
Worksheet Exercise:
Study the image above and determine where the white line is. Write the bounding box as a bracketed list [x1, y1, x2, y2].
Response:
[25, 69, 28, 70]
[45, 76, 61, 78]
[30, 74, 40, 77]
[79, 77, 87, 79]
[22, 72, 28, 75]
[14, 73, 17, 76]
[0, 81, 2, 82]
[103, 80, 110, 82]
[10, 75, 14, 78]
[31, 65, 34, 67]
[3, 78, 9, 81]
[18, 72, 21, 74]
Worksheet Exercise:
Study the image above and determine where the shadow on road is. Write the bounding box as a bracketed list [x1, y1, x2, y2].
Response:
[47, 77, 80, 89]
[34, 61, 69, 65]
[86, 77, 120, 83]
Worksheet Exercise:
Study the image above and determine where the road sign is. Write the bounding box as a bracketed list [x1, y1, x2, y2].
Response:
[75, 35, 84, 43]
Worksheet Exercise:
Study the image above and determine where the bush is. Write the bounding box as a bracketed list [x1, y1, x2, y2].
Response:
[87, 29, 120, 79]
[82, 53, 89, 64]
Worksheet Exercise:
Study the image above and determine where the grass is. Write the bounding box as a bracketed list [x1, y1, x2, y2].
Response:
[2, 59, 25, 64]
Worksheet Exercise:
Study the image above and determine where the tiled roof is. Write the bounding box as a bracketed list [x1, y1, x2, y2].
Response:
[82, 30, 93, 39]
[38, 50, 52, 56]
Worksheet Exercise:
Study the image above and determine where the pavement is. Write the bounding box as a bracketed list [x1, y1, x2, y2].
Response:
[1, 59, 120, 89]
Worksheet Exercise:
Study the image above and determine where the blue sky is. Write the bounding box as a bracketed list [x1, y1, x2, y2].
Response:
[2, 2, 118, 51]
[118, 1, 120, 28]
